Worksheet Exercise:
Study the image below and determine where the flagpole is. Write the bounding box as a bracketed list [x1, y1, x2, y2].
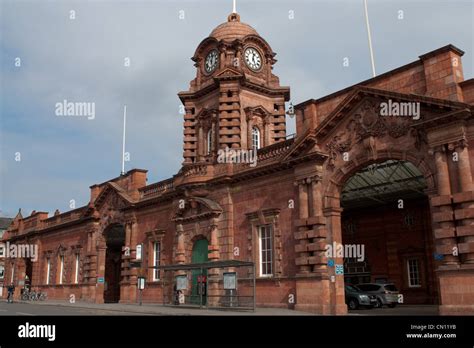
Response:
[232, 0, 236, 13]
[363, 0, 376, 77]
[121, 105, 127, 175]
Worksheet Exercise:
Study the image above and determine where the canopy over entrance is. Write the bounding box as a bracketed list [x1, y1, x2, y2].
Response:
[341, 160, 427, 209]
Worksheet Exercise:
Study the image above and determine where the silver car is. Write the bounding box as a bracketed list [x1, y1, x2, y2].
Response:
[356, 283, 399, 308]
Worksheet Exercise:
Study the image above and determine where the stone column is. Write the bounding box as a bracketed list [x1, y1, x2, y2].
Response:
[85, 224, 99, 302]
[311, 176, 323, 217]
[298, 181, 309, 219]
[173, 223, 186, 304]
[453, 140, 474, 192]
[309, 175, 326, 273]
[296, 180, 311, 274]
[176, 223, 186, 264]
[208, 217, 220, 261]
[198, 127, 204, 160]
[208, 217, 220, 307]
[95, 235, 107, 304]
[324, 201, 346, 315]
[128, 218, 138, 303]
[451, 140, 474, 263]
[120, 222, 132, 303]
[432, 146, 459, 265]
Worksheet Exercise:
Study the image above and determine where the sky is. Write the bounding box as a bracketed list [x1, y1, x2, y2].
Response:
[0, 0, 473, 217]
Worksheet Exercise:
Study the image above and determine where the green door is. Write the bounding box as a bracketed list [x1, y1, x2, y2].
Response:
[191, 239, 209, 305]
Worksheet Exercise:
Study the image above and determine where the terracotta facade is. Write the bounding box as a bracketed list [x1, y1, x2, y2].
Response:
[2, 13, 474, 314]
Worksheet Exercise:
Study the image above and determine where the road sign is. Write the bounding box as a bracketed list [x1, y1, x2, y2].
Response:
[335, 264, 344, 275]
[98, 277, 105, 283]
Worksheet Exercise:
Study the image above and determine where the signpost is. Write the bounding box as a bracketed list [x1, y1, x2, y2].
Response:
[223, 272, 237, 307]
[176, 275, 187, 291]
[137, 277, 146, 306]
[223, 272, 237, 290]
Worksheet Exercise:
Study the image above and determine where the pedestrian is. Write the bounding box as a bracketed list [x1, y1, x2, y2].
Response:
[7, 283, 15, 303]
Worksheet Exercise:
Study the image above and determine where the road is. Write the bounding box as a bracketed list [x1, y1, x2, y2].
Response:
[0, 301, 150, 316]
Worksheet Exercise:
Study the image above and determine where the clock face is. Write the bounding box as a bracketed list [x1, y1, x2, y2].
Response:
[244, 47, 262, 71]
[204, 50, 219, 73]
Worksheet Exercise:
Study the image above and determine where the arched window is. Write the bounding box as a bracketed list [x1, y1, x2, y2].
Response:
[252, 126, 261, 150]
[207, 129, 213, 155]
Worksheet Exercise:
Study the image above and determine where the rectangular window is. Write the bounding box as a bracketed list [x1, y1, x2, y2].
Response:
[59, 255, 64, 285]
[0, 243, 4, 258]
[153, 242, 161, 281]
[74, 254, 80, 284]
[46, 259, 51, 285]
[0, 265, 4, 279]
[407, 258, 421, 287]
[258, 225, 273, 277]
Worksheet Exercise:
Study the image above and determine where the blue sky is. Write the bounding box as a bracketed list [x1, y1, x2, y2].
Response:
[0, 0, 473, 217]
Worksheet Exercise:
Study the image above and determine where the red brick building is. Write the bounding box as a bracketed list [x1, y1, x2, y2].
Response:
[3, 13, 474, 314]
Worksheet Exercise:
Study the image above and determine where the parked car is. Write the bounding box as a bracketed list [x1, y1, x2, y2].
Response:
[356, 283, 399, 308]
[344, 284, 377, 310]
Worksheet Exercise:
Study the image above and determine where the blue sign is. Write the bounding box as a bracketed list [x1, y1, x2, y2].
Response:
[327, 259, 335, 267]
[98, 277, 105, 284]
[434, 253, 444, 261]
[335, 264, 344, 275]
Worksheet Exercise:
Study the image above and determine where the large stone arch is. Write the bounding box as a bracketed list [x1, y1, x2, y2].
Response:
[323, 149, 437, 211]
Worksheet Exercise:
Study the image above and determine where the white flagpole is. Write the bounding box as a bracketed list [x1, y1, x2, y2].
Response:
[121, 105, 127, 175]
[363, 0, 376, 77]
[232, 0, 237, 13]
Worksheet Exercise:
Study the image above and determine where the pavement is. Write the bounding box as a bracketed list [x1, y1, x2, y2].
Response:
[0, 299, 441, 316]
[0, 299, 312, 316]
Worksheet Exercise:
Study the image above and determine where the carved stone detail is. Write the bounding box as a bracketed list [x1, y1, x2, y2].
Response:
[325, 99, 428, 169]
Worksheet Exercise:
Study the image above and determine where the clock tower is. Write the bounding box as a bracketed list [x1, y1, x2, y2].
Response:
[178, 12, 290, 165]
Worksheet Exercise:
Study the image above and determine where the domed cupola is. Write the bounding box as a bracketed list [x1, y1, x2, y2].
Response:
[210, 12, 258, 41]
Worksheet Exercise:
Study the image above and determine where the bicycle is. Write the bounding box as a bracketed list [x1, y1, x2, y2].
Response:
[21, 289, 30, 301]
[28, 291, 38, 301]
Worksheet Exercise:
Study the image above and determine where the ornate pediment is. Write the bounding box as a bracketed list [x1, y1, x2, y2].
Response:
[323, 95, 432, 169]
[195, 108, 218, 129]
[213, 67, 244, 81]
[93, 183, 132, 210]
[172, 196, 223, 223]
[83, 182, 134, 228]
[244, 105, 272, 123]
[315, 86, 464, 140]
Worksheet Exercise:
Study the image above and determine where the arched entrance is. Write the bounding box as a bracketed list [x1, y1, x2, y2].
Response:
[24, 258, 32, 290]
[104, 224, 125, 303]
[191, 238, 209, 305]
[340, 159, 439, 309]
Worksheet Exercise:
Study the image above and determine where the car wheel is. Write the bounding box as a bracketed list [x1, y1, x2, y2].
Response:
[375, 298, 383, 308]
[348, 298, 359, 310]
[388, 303, 397, 308]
